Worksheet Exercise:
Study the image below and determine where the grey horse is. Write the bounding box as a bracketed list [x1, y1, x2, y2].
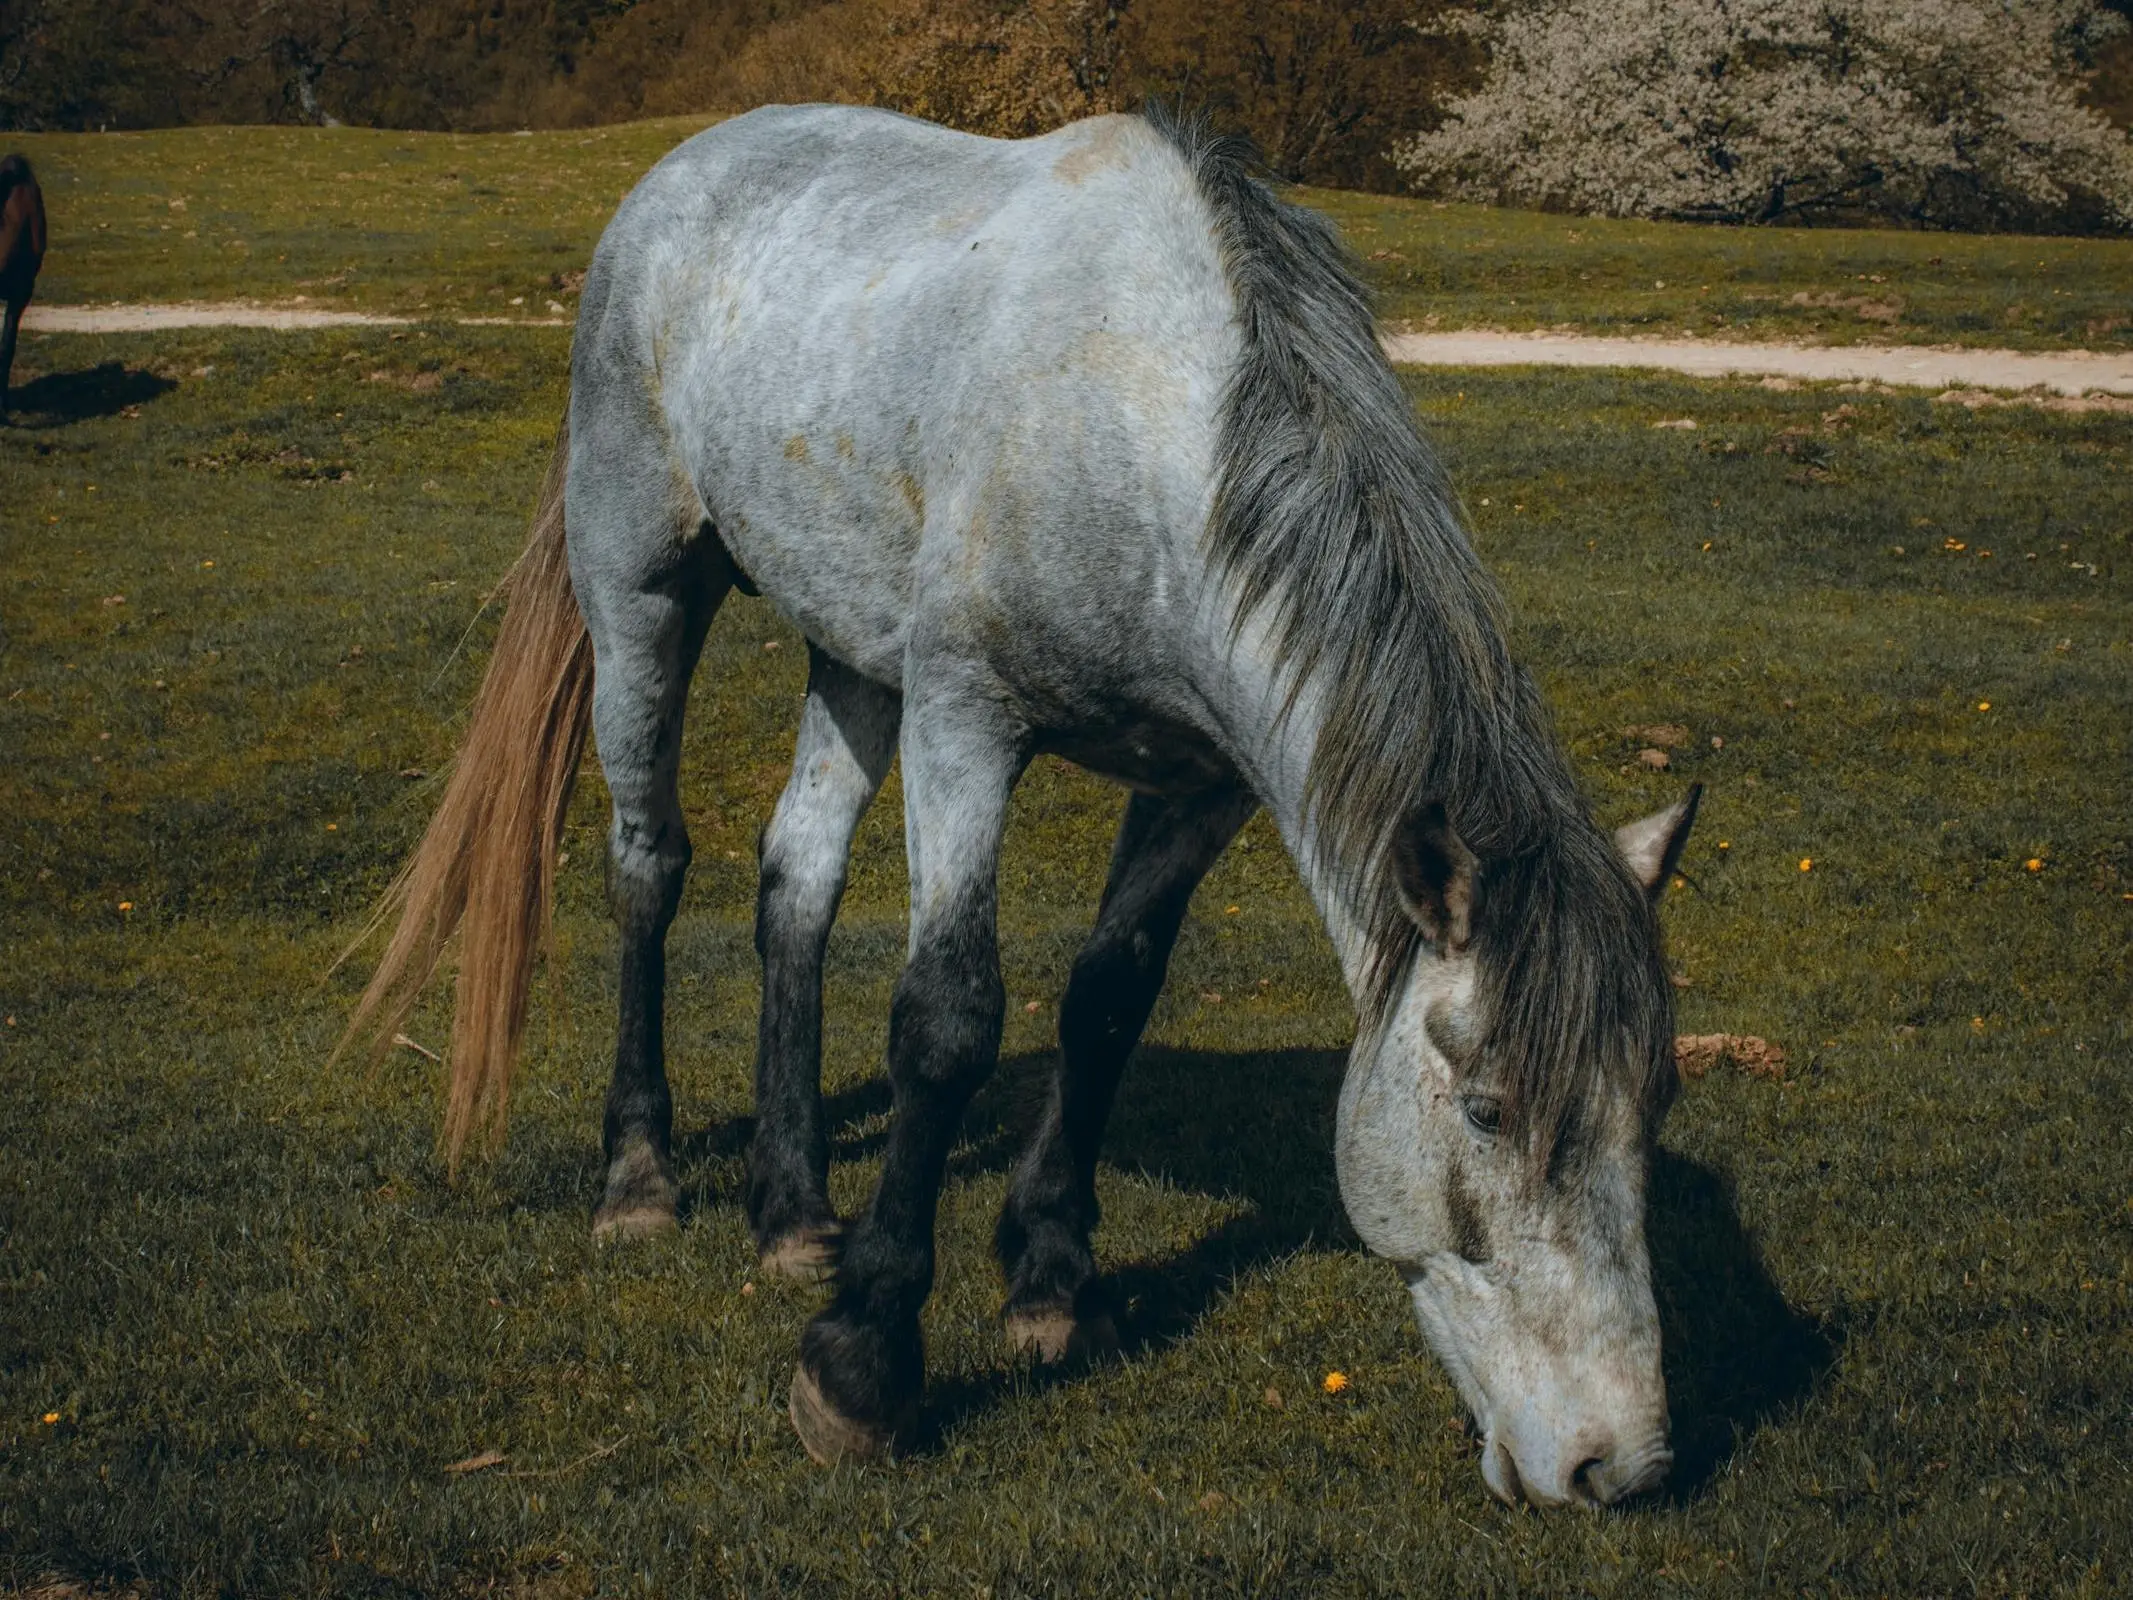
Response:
[349, 104, 1700, 1508]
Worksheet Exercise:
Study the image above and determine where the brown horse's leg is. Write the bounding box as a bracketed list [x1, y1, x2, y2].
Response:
[0, 298, 21, 419]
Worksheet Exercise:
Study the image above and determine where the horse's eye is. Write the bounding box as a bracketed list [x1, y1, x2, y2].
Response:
[1461, 1095, 1503, 1137]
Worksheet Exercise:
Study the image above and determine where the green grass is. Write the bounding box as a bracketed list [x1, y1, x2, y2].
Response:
[4, 120, 717, 319]
[1307, 187, 2133, 353]
[1, 308, 2128, 1596]
[8, 118, 2133, 350]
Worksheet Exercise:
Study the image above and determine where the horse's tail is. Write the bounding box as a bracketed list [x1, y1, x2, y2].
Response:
[337, 417, 593, 1172]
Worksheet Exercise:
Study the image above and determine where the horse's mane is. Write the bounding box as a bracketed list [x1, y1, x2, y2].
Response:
[1145, 105, 1675, 1162]
[0, 153, 32, 199]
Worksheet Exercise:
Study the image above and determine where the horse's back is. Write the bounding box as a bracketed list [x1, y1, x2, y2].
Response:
[573, 107, 1239, 699]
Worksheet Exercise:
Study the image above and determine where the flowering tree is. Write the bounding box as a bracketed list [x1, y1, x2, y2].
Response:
[1394, 0, 2133, 231]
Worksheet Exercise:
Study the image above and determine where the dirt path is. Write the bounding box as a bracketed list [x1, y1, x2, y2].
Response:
[21, 302, 567, 333]
[22, 301, 2133, 397]
[1380, 328, 2133, 398]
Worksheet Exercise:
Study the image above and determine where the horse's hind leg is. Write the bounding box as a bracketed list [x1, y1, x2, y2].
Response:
[789, 674, 1024, 1463]
[749, 646, 900, 1279]
[995, 785, 1258, 1360]
[569, 443, 731, 1240]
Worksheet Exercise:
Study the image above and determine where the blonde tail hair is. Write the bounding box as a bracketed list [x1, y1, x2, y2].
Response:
[339, 418, 594, 1171]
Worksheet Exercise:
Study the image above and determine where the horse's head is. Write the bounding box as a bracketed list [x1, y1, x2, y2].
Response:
[1336, 787, 1699, 1508]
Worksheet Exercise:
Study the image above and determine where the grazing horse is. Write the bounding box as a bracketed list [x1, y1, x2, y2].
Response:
[348, 105, 1701, 1507]
[0, 153, 48, 418]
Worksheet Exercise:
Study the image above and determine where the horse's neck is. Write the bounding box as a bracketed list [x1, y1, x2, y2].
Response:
[1197, 603, 1379, 1001]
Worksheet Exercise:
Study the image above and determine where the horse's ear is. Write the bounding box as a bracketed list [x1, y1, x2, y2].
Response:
[1615, 783, 1702, 901]
[1391, 803, 1477, 951]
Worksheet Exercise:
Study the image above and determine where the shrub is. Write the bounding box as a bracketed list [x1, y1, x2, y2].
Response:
[632, 0, 1474, 190]
[1394, 0, 2133, 232]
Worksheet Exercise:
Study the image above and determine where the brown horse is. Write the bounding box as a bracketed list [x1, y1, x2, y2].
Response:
[1, 154, 48, 419]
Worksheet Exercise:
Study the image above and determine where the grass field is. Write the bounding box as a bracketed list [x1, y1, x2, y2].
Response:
[1, 134, 2130, 1597]
[8, 118, 2133, 352]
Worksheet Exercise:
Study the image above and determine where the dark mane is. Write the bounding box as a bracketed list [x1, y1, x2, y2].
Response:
[1144, 105, 1676, 1159]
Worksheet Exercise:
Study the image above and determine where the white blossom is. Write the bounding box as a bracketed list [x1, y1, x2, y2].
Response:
[1395, 0, 2133, 229]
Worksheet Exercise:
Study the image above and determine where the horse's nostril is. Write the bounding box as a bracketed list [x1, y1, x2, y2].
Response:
[1569, 1456, 1607, 1508]
[1579, 1442, 1673, 1507]
[1609, 1444, 1674, 1504]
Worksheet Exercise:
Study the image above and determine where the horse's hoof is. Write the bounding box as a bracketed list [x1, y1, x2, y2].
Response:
[593, 1135, 679, 1241]
[760, 1224, 842, 1283]
[1004, 1304, 1119, 1365]
[789, 1362, 901, 1467]
[591, 1199, 678, 1242]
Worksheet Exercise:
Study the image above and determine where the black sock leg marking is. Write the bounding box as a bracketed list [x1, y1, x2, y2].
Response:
[746, 650, 900, 1276]
[997, 787, 1258, 1356]
[789, 679, 1021, 1464]
[584, 542, 723, 1241]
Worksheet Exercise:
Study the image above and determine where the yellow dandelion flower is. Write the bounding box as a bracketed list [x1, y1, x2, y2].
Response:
[1977, 701, 1991, 712]
[1799, 858, 1813, 872]
[41, 1411, 59, 1425]
[1322, 1371, 1350, 1395]
[2025, 859, 2043, 872]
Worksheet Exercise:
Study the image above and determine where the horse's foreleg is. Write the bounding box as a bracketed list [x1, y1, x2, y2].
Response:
[995, 785, 1258, 1361]
[580, 539, 727, 1241]
[789, 679, 1023, 1464]
[748, 647, 900, 1280]
[0, 298, 21, 418]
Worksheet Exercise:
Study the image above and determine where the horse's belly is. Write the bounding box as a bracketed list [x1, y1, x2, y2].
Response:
[1039, 717, 1238, 796]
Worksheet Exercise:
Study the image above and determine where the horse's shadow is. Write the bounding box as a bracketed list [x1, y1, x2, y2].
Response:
[682, 1044, 1838, 1498]
[5, 362, 178, 425]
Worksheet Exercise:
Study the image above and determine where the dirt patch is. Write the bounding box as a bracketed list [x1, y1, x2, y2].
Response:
[1676, 1034, 1789, 1083]
[1788, 290, 1904, 325]
[367, 367, 446, 392]
[1933, 387, 2133, 416]
[1624, 723, 1691, 747]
